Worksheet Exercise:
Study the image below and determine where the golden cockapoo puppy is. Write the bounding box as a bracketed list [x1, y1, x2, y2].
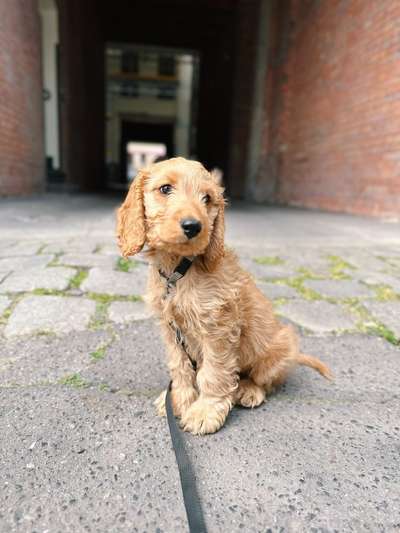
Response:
[117, 157, 332, 435]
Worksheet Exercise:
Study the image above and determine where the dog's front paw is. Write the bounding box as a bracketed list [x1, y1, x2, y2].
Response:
[180, 398, 230, 435]
[173, 386, 199, 417]
[154, 386, 198, 418]
[154, 390, 167, 417]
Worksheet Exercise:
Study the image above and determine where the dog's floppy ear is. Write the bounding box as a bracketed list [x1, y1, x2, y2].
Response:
[202, 193, 225, 272]
[116, 170, 147, 257]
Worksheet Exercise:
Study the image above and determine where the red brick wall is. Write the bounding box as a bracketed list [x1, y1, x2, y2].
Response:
[263, 0, 400, 217]
[0, 0, 44, 196]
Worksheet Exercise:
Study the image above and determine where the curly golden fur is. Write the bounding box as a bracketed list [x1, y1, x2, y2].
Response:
[117, 157, 332, 435]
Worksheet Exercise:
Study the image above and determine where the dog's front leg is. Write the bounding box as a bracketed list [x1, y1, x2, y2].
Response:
[154, 324, 198, 418]
[180, 338, 239, 435]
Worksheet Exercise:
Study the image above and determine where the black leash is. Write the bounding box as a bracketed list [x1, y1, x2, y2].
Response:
[166, 383, 208, 533]
[161, 257, 208, 533]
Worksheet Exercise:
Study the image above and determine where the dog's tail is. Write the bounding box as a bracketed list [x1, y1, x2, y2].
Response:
[296, 353, 333, 380]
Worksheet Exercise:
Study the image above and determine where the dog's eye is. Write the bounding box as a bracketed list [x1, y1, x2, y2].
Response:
[202, 194, 211, 204]
[159, 184, 173, 195]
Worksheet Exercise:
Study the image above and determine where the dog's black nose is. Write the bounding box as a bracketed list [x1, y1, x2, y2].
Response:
[180, 218, 202, 239]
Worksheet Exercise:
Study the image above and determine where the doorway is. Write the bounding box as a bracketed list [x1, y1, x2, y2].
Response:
[105, 43, 200, 189]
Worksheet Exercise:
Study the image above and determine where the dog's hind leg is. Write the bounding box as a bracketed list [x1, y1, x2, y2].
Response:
[235, 377, 266, 408]
[248, 324, 301, 396]
[249, 325, 332, 396]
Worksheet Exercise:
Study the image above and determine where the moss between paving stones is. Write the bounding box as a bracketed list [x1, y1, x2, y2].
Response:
[89, 301, 109, 330]
[47, 253, 63, 267]
[116, 257, 139, 272]
[36, 244, 47, 255]
[1, 307, 12, 321]
[345, 299, 399, 346]
[286, 277, 323, 301]
[253, 256, 284, 266]
[32, 288, 66, 297]
[368, 323, 399, 345]
[87, 292, 141, 304]
[0, 294, 24, 326]
[35, 330, 57, 338]
[58, 373, 89, 388]
[262, 276, 323, 300]
[90, 331, 116, 360]
[0, 300, 13, 325]
[295, 266, 323, 280]
[271, 297, 289, 308]
[90, 345, 107, 360]
[326, 254, 355, 280]
[69, 269, 89, 289]
[370, 284, 400, 302]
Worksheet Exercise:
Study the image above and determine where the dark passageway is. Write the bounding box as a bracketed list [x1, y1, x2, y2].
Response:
[57, 0, 260, 197]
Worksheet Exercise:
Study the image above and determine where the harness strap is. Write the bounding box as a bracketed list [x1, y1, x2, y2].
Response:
[169, 321, 197, 371]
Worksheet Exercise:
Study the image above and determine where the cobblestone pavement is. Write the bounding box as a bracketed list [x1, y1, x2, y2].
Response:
[0, 195, 399, 532]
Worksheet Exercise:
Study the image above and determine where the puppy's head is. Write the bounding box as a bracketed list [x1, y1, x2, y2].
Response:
[116, 157, 225, 270]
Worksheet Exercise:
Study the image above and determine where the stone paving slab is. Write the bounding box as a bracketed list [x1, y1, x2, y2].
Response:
[0, 239, 15, 251]
[0, 267, 76, 294]
[303, 279, 374, 299]
[0, 330, 110, 386]
[0, 295, 10, 315]
[98, 243, 121, 256]
[108, 301, 153, 323]
[278, 250, 337, 278]
[0, 241, 43, 257]
[81, 267, 147, 296]
[0, 255, 53, 273]
[363, 300, 400, 339]
[60, 253, 118, 269]
[65, 238, 104, 254]
[352, 271, 400, 293]
[42, 240, 104, 255]
[81, 321, 167, 393]
[278, 300, 357, 333]
[340, 250, 388, 273]
[256, 281, 299, 300]
[40, 241, 70, 254]
[0, 388, 187, 533]
[239, 257, 295, 280]
[4, 296, 96, 337]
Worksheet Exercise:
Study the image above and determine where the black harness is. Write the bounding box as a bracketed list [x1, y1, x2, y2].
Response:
[160, 257, 207, 533]
[159, 256, 197, 371]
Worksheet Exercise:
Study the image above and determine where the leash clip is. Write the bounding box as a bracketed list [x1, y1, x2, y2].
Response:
[159, 256, 194, 299]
